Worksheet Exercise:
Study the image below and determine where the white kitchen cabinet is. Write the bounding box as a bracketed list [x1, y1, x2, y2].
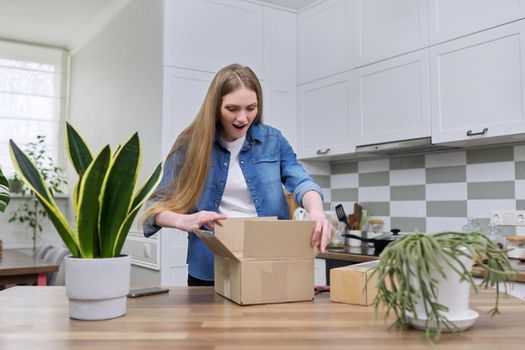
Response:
[263, 7, 296, 85]
[164, 0, 263, 75]
[430, 20, 525, 144]
[298, 71, 355, 159]
[354, 0, 428, 67]
[298, 0, 353, 84]
[429, 0, 525, 45]
[355, 49, 430, 146]
[262, 81, 298, 150]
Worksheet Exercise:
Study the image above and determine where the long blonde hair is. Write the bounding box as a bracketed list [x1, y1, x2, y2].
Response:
[142, 64, 263, 222]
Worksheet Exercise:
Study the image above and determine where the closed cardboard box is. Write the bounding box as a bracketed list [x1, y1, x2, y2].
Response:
[194, 217, 316, 305]
[330, 260, 380, 306]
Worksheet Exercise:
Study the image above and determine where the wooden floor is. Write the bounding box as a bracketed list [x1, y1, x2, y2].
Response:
[1, 286, 525, 349]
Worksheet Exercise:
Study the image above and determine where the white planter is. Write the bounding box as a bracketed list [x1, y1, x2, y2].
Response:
[65, 255, 131, 321]
[409, 248, 479, 331]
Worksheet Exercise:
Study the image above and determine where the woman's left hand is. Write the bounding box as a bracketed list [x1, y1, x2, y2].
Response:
[308, 211, 333, 252]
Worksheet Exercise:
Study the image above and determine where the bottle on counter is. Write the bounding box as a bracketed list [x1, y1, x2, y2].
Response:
[462, 217, 481, 233]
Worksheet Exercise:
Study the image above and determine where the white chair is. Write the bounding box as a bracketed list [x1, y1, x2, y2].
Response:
[34, 244, 54, 260]
[43, 247, 70, 286]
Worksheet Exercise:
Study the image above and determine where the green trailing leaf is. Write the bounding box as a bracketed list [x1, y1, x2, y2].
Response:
[76, 146, 111, 258]
[9, 140, 80, 256]
[370, 231, 517, 343]
[66, 122, 93, 177]
[98, 133, 140, 257]
[0, 168, 9, 213]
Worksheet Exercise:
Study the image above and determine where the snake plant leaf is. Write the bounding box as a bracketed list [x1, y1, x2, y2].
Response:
[76, 146, 111, 258]
[112, 163, 163, 256]
[9, 140, 80, 256]
[0, 168, 10, 213]
[66, 122, 93, 177]
[131, 163, 162, 210]
[98, 133, 140, 257]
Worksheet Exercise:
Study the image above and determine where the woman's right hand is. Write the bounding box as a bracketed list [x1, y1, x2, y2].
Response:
[155, 210, 227, 232]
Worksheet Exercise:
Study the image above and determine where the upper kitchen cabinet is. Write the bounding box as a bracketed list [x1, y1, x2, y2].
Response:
[262, 82, 298, 150]
[354, 0, 429, 67]
[263, 7, 296, 84]
[298, 0, 353, 84]
[164, 0, 263, 75]
[298, 71, 354, 159]
[430, 20, 525, 144]
[429, 0, 525, 45]
[355, 49, 430, 146]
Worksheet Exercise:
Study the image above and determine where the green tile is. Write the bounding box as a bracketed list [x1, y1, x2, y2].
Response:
[390, 156, 425, 170]
[331, 188, 358, 202]
[359, 171, 389, 187]
[312, 175, 330, 188]
[467, 146, 514, 164]
[426, 201, 467, 217]
[390, 217, 426, 233]
[331, 161, 358, 174]
[323, 202, 331, 211]
[426, 166, 466, 184]
[476, 218, 515, 236]
[516, 161, 525, 180]
[390, 185, 425, 201]
[467, 181, 514, 199]
[361, 202, 390, 216]
[518, 200, 525, 210]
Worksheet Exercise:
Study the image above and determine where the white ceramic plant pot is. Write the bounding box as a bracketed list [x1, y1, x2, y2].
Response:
[65, 255, 131, 321]
[410, 247, 477, 331]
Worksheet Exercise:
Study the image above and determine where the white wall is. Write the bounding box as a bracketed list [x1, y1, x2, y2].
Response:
[68, 0, 164, 286]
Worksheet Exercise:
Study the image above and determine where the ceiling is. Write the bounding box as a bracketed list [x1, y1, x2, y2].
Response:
[0, 0, 318, 50]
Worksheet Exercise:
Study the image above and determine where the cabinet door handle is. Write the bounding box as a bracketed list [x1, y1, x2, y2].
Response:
[316, 148, 330, 155]
[466, 128, 488, 136]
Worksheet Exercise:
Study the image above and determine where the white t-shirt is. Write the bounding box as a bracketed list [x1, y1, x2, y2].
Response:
[218, 136, 258, 217]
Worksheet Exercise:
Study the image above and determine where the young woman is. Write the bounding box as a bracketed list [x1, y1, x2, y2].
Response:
[142, 64, 331, 286]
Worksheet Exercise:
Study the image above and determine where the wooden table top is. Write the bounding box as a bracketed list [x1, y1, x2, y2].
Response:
[0, 249, 58, 276]
[1, 286, 524, 349]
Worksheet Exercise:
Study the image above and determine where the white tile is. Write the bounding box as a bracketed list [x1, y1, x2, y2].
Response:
[358, 158, 389, 173]
[331, 173, 358, 188]
[390, 168, 425, 186]
[329, 202, 357, 217]
[390, 201, 426, 217]
[467, 200, 516, 219]
[515, 145, 525, 161]
[516, 180, 525, 198]
[426, 183, 467, 201]
[426, 217, 467, 233]
[322, 188, 331, 202]
[466, 162, 515, 182]
[358, 186, 390, 202]
[301, 160, 331, 175]
[425, 151, 466, 168]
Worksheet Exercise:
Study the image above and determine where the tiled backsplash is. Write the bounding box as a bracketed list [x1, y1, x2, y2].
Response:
[310, 144, 525, 235]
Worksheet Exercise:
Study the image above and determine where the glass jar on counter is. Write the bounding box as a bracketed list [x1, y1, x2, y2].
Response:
[506, 235, 525, 259]
[367, 219, 384, 239]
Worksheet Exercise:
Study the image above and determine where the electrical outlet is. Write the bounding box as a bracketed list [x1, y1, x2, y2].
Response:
[490, 210, 525, 226]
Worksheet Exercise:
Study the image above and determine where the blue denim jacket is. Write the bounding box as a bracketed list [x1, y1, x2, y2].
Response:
[143, 124, 322, 281]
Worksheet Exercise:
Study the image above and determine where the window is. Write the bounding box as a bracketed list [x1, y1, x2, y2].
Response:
[0, 40, 68, 180]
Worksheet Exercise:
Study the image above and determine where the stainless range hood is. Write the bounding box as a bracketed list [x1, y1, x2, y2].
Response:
[355, 137, 461, 156]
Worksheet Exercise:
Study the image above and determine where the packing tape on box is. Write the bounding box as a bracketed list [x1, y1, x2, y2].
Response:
[223, 258, 231, 299]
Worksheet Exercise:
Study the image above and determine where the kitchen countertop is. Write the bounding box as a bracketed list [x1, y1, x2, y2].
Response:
[1, 286, 525, 349]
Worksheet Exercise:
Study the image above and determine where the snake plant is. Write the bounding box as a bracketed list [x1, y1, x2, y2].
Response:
[371, 231, 516, 342]
[0, 168, 9, 213]
[9, 122, 162, 258]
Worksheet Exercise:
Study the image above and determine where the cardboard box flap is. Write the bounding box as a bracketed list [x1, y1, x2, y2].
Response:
[215, 217, 277, 253]
[243, 220, 316, 259]
[193, 230, 239, 260]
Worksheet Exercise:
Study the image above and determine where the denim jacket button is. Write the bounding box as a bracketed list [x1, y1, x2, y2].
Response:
[223, 162, 228, 166]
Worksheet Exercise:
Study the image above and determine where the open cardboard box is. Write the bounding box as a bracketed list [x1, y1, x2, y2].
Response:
[194, 217, 316, 305]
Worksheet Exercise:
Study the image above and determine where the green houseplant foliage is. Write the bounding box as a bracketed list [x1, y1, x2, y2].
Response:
[371, 231, 516, 342]
[0, 168, 9, 213]
[9, 122, 162, 258]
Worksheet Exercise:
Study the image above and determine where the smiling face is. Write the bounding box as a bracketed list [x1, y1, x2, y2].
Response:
[219, 87, 258, 142]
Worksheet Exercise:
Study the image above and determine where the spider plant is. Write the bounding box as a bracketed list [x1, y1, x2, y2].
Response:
[0, 168, 9, 213]
[371, 231, 516, 342]
[9, 122, 162, 258]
